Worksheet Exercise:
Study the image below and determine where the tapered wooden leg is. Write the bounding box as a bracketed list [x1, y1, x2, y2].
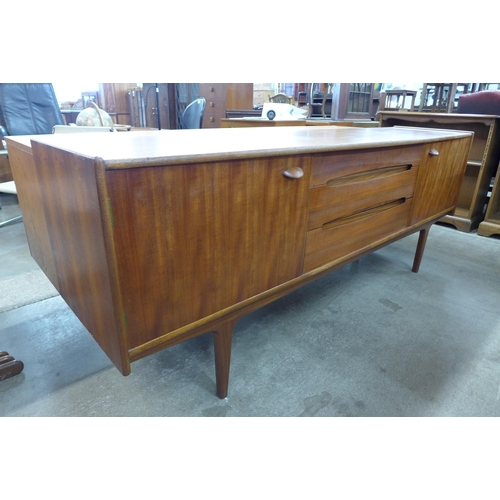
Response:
[0, 351, 24, 381]
[213, 319, 237, 399]
[412, 225, 431, 273]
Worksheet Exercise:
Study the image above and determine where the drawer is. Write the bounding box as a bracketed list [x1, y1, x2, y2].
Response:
[304, 197, 413, 273]
[310, 145, 423, 186]
[308, 164, 418, 230]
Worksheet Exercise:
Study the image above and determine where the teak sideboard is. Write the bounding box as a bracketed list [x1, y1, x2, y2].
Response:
[6, 126, 472, 398]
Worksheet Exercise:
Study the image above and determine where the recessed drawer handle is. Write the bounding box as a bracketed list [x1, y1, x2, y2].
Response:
[429, 149, 440, 156]
[283, 166, 304, 179]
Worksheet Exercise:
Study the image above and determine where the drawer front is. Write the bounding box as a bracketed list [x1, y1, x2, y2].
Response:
[308, 165, 418, 230]
[304, 198, 413, 272]
[310, 145, 423, 186]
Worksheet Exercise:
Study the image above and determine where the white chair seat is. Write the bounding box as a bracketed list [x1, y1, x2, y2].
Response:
[0, 181, 17, 194]
[0, 180, 22, 227]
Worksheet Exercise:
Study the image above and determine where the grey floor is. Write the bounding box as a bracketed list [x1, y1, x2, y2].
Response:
[1, 192, 499, 417]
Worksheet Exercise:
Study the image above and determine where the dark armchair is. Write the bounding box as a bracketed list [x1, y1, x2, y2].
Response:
[456, 90, 500, 115]
[0, 83, 65, 227]
[0, 83, 65, 137]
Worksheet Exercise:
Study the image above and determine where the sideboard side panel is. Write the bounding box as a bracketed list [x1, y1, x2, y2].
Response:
[6, 141, 59, 289]
[30, 142, 128, 374]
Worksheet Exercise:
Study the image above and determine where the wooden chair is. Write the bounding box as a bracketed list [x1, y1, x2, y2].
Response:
[307, 83, 331, 119]
[379, 89, 417, 112]
[418, 83, 470, 113]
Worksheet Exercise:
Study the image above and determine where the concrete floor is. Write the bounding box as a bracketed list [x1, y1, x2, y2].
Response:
[1, 192, 500, 417]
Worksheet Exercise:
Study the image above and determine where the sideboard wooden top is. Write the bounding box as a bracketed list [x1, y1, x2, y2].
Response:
[7, 126, 473, 169]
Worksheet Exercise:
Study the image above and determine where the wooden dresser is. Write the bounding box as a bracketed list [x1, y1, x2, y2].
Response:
[6, 126, 472, 398]
[378, 111, 500, 232]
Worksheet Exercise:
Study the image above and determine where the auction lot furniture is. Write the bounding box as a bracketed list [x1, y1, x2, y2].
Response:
[6, 127, 472, 398]
[379, 89, 417, 112]
[378, 111, 500, 232]
[418, 83, 470, 113]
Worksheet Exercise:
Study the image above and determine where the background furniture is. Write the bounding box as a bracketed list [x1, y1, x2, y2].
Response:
[225, 109, 262, 119]
[379, 89, 417, 112]
[253, 83, 275, 107]
[0, 143, 11, 182]
[220, 118, 306, 128]
[180, 98, 206, 129]
[307, 83, 332, 119]
[479, 152, 500, 237]
[99, 83, 138, 125]
[125, 83, 175, 129]
[0, 83, 65, 135]
[0, 181, 22, 228]
[103, 83, 253, 129]
[221, 119, 380, 128]
[378, 111, 500, 232]
[323, 83, 380, 120]
[199, 84, 253, 128]
[418, 83, 470, 113]
[456, 90, 500, 115]
[269, 93, 292, 104]
[457, 91, 500, 237]
[6, 126, 471, 398]
[52, 125, 117, 134]
[0, 83, 66, 228]
[305, 120, 379, 127]
[479, 158, 500, 237]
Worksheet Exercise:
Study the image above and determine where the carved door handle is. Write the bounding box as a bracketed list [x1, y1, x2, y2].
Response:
[429, 149, 440, 156]
[283, 166, 304, 179]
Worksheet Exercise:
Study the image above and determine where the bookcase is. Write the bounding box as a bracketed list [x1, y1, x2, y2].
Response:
[478, 161, 500, 236]
[379, 111, 500, 232]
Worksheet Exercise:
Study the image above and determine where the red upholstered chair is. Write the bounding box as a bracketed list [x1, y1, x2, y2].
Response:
[456, 90, 500, 115]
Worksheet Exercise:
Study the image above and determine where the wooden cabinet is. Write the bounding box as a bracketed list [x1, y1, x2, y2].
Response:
[6, 126, 472, 398]
[199, 84, 253, 128]
[253, 83, 275, 107]
[98, 83, 137, 125]
[127, 83, 175, 129]
[332, 83, 378, 120]
[378, 111, 500, 232]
